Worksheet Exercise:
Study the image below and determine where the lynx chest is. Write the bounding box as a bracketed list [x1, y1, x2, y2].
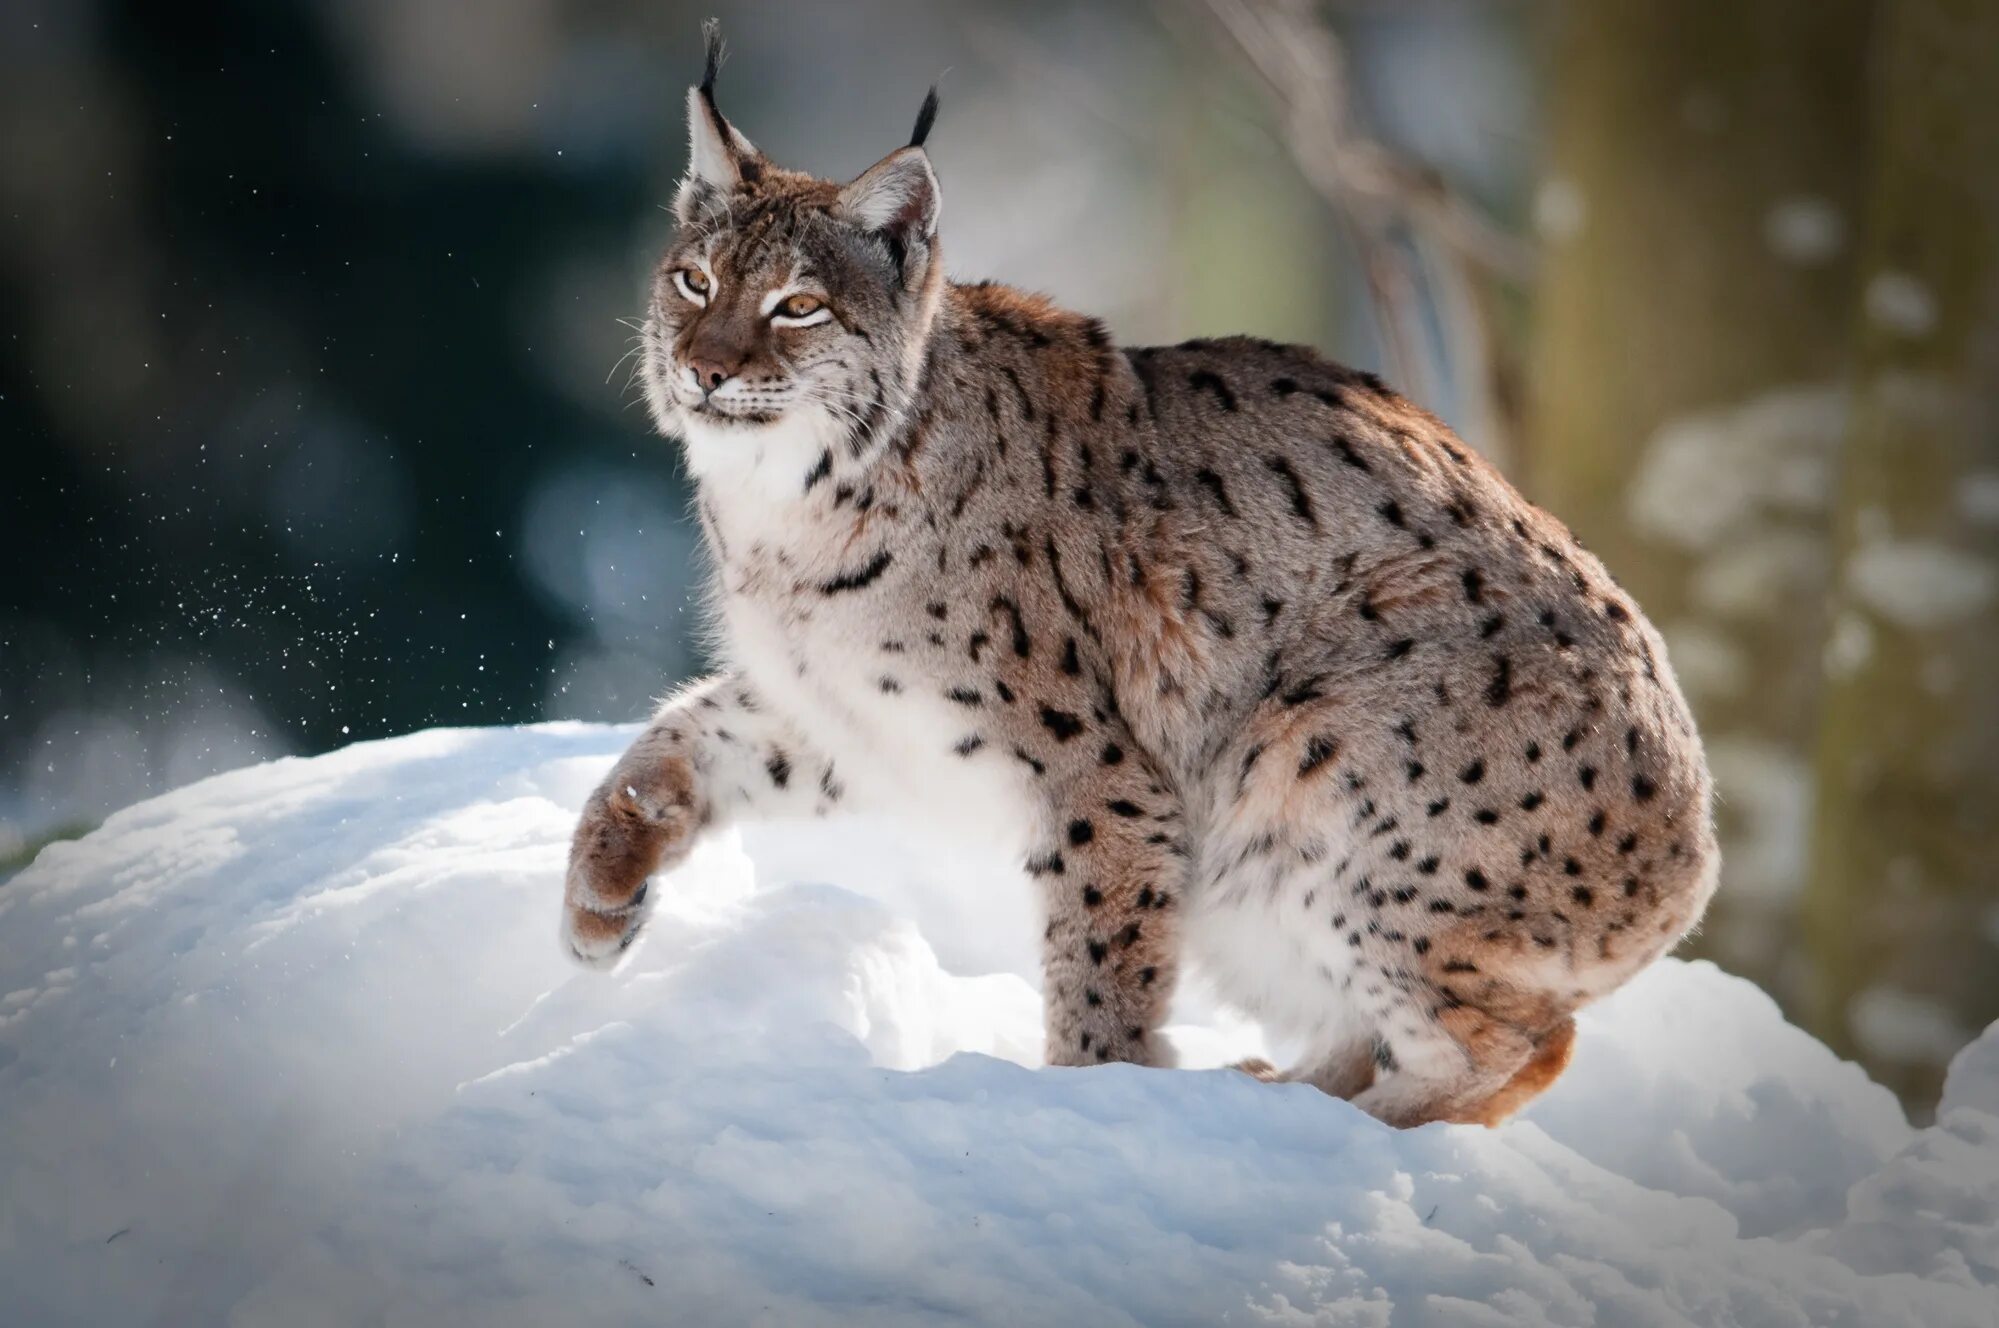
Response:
[715, 557, 1043, 857]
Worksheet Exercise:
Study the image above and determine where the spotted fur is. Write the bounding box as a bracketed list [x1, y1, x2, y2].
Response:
[561, 38, 1719, 1126]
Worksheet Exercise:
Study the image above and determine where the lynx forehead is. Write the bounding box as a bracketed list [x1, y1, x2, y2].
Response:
[564, 26, 1719, 1128]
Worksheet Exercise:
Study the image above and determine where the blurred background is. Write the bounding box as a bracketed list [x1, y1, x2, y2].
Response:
[2, 0, 1993, 1111]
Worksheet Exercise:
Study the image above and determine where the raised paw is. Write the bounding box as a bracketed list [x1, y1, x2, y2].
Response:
[561, 880, 654, 970]
[559, 765, 697, 969]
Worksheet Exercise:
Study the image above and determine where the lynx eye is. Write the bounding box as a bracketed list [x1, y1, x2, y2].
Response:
[773, 293, 826, 322]
[672, 267, 711, 304]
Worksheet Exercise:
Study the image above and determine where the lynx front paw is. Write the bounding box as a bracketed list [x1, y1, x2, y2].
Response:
[561, 882, 653, 970]
[559, 770, 696, 969]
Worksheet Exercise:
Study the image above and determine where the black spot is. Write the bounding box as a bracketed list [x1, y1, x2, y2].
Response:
[1520, 791, 1544, 811]
[1298, 734, 1339, 777]
[766, 752, 792, 789]
[1386, 638, 1415, 660]
[1100, 742, 1125, 766]
[1486, 655, 1512, 707]
[1194, 467, 1238, 517]
[1068, 819, 1095, 846]
[1631, 774, 1658, 802]
[1331, 437, 1372, 471]
[1026, 852, 1066, 877]
[1525, 741, 1542, 763]
[1416, 856, 1439, 875]
[1061, 638, 1082, 676]
[1464, 869, 1490, 891]
[1480, 613, 1505, 639]
[1474, 808, 1500, 825]
[1266, 456, 1318, 527]
[1082, 885, 1104, 907]
[1572, 885, 1595, 907]
[1460, 759, 1486, 785]
[1563, 857, 1582, 876]
[1412, 937, 1431, 955]
[1406, 760, 1426, 782]
[953, 735, 985, 757]
[991, 594, 1032, 658]
[1139, 966, 1159, 986]
[1275, 670, 1326, 707]
[1462, 568, 1485, 603]
[1189, 369, 1237, 411]
[1577, 765, 1598, 791]
[1377, 499, 1406, 528]
[1588, 810, 1606, 836]
[1087, 940, 1109, 965]
[1427, 798, 1451, 817]
[802, 449, 833, 493]
[1617, 832, 1639, 855]
[819, 550, 894, 594]
[1040, 707, 1085, 741]
[946, 686, 983, 707]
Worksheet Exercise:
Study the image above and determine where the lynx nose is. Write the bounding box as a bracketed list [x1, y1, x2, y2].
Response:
[687, 354, 742, 394]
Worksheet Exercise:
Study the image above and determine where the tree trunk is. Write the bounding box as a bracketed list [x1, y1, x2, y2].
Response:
[1805, 0, 1999, 1111]
[1528, 2, 1876, 1016]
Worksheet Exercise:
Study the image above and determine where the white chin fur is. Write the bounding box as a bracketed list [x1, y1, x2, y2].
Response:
[678, 405, 842, 533]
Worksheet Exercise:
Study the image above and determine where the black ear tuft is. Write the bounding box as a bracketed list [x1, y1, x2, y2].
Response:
[699, 18, 723, 100]
[908, 86, 940, 149]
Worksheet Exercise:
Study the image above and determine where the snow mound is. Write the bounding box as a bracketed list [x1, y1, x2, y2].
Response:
[1, 725, 1993, 1326]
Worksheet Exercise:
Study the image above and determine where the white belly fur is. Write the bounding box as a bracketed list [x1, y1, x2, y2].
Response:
[1182, 837, 1375, 1062]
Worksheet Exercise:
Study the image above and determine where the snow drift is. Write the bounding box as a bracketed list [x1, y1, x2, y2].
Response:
[1, 724, 1993, 1325]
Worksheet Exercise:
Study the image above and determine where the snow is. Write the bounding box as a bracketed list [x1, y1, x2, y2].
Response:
[1627, 385, 1843, 553]
[1845, 536, 1997, 631]
[1865, 270, 1940, 337]
[1763, 196, 1844, 265]
[2, 724, 1994, 1327]
[1532, 177, 1585, 242]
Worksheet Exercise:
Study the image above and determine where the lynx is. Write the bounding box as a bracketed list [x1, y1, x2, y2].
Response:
[560, 32, 1718, 1127]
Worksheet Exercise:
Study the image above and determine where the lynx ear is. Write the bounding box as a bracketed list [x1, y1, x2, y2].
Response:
[837, 147, 940, 262]
[675, 23, 762, 223]
[835, 86, 941, 268]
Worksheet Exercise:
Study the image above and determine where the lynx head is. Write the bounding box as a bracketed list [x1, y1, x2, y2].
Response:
[642, 25, 943, 495]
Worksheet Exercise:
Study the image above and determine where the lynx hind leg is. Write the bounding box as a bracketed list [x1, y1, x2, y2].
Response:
[1288, 1038, 1379, 1100]
[1347, 1008, 1576, 1128]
